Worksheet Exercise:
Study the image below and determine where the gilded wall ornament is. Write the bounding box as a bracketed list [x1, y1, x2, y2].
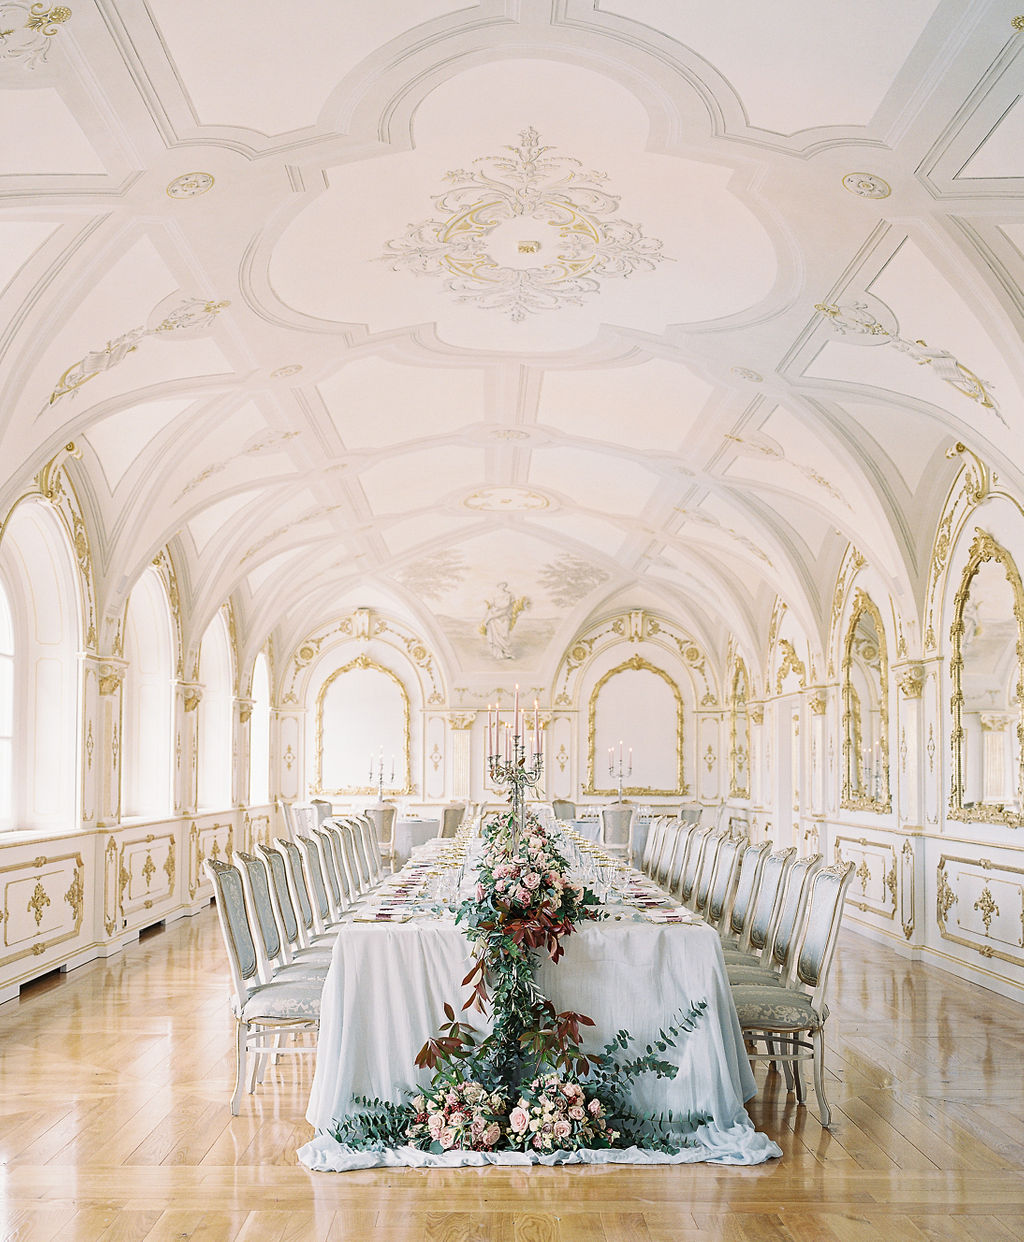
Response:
[383, 128, 666, 321]
[816, 301, 1004, 423]
[27, 880, 51, 926]
[0, 2, 70, 67]
[49, 297, 229, 405]
[166, 172, 214, 199]
[841, 173, 891, 199]
[896, 663, 925, 698]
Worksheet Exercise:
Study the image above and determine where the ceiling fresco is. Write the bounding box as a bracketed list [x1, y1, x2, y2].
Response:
[0, 0, 1023, 685]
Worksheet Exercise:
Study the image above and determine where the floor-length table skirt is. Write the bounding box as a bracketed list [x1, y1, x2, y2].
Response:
[299, 914, 781, 1170]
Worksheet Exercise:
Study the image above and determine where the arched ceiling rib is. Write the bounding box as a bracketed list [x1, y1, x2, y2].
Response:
[1, 0, 1022, 684]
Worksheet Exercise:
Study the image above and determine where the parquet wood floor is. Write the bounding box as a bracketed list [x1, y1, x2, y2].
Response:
[1, 907, 1023, 1242]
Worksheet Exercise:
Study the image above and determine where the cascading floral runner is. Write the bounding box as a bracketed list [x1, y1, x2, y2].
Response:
[332, 810, 710, 1155]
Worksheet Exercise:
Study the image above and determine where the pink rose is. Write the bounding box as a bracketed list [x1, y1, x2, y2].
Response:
[509, 1107, 529, 1134]
[438, 1126, 457, 1150]
[428, 1113, 444, 1138]
[553, 1119, 571, 1139]
[524, 872, 541, 890]
[484, 1122, 501, 1147]
[569, 1106, 585, 1121]
[513, 885, 531, 905]
[587, 1099, 602, 1116]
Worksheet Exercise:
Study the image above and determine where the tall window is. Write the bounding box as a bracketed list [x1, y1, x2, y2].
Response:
[0, 500, 81, 832]
[249, 651, 271, 805]
[0, 576, 13, 832]
[122, 569, 174, 817]
[198, 611, 233, 809]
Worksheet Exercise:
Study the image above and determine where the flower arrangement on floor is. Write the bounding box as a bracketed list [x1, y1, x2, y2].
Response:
[330, 810, 710, 1156]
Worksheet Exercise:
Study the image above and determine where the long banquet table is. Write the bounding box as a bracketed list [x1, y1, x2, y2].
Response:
[299, 843, 781, 1170]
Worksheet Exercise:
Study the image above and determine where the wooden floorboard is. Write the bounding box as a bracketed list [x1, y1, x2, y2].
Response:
[1, 909, 1023, 1241]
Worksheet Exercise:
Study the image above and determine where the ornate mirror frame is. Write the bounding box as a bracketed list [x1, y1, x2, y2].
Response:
[841, 589, 892, 813]
[729, 658, 750, 798]
[313, 654, 412, 797]
[949, 529, 1024, 828]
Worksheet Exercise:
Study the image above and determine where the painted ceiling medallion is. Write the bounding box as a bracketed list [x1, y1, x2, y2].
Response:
[270, 364, 303, 378]
[166, 172, 215, 199]
[842, 173, 891, 199]
[731, 367, 763, 382]
[382, 128, 667, 322]
[0, 2, 71, 67]
[463, 486, 551, 512]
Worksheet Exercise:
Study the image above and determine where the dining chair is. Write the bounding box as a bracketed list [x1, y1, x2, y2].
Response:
[311, 824, 348, 918]
[639, 816, 666, 876]
[352, 813, 384, 884]
[600, 803, 635, 860]
[323, 820, 361, 903]
[310, 798, 333, 825]
[664, 823, 695, 897]
[204, 858, 321, 1115]
[654, 821, 682, 888]
[295, 834, 346, 935]
[275, 838, 339, 950]
[678, 824, 714, 908]
[731, 861, 856, 1126]
[234, 851, 329, 985]
[726, 854, 823, 984]
[440, 805, 464, 838]
[551, 798, 576, 821]
[693, 831, 730, 918]
[364, 805, 398, 871]
[255, 843, 335, 966]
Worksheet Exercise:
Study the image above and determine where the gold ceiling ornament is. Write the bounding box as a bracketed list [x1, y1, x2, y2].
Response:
[463, 486, 551, 512]
[673, 505, 774, 567]
[49, 297, 229, 405]
[0, 2, 70, 67]
[382, 127, 667, 321]
[730, 367, 763, 382]
[815, 301, 1004, 424]
[166, 172, 214, 199]
[725, 434, 850, 509]
[841, 173, 891, 199]
[1012, 15, 1024, 29]
[270, 364, 303, 378]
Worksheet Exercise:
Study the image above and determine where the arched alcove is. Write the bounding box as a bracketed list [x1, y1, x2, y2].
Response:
[315, 656, 411, 798]
[122, 568, 174, 817]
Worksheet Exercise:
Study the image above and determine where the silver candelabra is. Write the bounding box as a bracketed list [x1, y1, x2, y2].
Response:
[487, 693, 543, 839]
[608, 744, 632, 801]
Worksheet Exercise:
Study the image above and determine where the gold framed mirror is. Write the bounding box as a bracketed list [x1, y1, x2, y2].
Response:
[949, 530, 1024, 827]
[841, 589, 891, 812]
[729, 658, 750, 798]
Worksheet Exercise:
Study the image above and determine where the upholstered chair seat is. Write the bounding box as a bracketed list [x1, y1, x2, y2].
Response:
[730, 984, 828, 1030]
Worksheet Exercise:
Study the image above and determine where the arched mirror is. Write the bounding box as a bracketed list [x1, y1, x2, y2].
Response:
[841, 590, 891, 812]
[729, 659, 750, 798]
[950, 530, 1024, 827]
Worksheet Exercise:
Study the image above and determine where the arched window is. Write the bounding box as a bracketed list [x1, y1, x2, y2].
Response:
[0, 575, 13, 832]
[0, 500, 81, 832]
[198, 611, 233, 810]
[249, 651, 271, 805]
[122, 568, 174, 817]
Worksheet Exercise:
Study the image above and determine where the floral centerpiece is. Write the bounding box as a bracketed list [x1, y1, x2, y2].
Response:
[331, 809, 710, 1156]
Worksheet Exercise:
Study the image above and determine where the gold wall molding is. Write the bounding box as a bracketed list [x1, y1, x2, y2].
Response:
[583, 653, 687, 797]
[0, 3, 72, 68]
[728, 657, 750, 799]
[833, 834, 898, 921]
[948, 529, 1024, 828]
[896, 663, 925, 698]
[0, 853, 84, 970]
[936, 853, 1024, 967]
[775, 639, 807, 696]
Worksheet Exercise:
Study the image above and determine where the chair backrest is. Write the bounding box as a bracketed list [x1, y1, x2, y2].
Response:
[694, 831, 728, 913]
[679, 825, 713, 904]
[655, 822, 681, 887]
[726, 840, 771, 940]
[235, 850, 285, 973]
[666, 823, 694, 895]
[792, 861, 855, 995]
[600, 804, 634, 848]
[320, 821, 356, 904]
[277, 799, 298, 842]
[312, 825, 344, 913]
[338, 818, 370, 891]
[256, 842, 302, 950]
[365, 805, 397, 848]
[705, 836, 743, 929]
[742, 846, 796, 953]
[551, 799, 576, 821]
[204, 858, 260, 1004]
[441, 805, 464, 838]
[640, 816, 666, 874]
[296, 834, 332, 928]
[347, 817, 375, 887]
[310, 798, 333, 826]
[277, 838, 316, 936]
[355, 814, 384, 880]
[333, 821, 365, 896]
[728, 814, 750, 841]
[678, 805, 702, 826]
[768, 853, 823, 973]
[291, 803, 318, 838]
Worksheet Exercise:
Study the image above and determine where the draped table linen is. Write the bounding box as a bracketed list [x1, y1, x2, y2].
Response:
[300, 884, 780, 1169]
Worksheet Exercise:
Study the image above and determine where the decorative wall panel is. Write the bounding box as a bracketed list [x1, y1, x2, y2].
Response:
[937, 854, 1024, 968]
[0, 852, 84, 970]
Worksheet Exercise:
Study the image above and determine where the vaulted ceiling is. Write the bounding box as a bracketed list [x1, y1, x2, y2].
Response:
[2, 0, 1023, 684]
